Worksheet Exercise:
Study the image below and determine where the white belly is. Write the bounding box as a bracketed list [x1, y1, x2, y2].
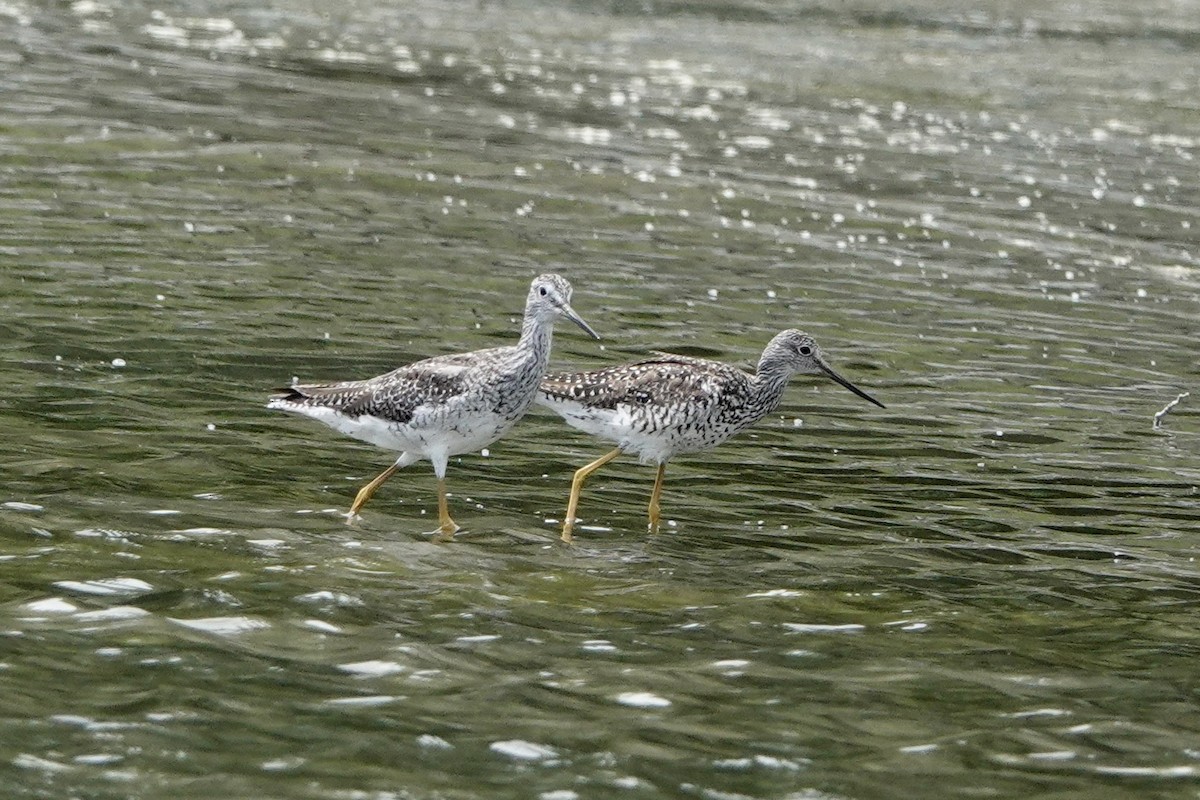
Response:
[271, 402, 515, 459]
[544, 398, 747, 465]
[548, 403, 671, 464]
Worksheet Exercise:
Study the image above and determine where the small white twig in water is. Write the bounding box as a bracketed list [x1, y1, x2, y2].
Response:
[1153, 392, 1189, 429]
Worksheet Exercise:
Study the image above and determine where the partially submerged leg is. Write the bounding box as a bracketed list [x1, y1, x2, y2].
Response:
[430, 452, 459, 537]
[348, 453, 417, 519]
[435, 477, 459, 537]
[562, 447, 622, 543]
[647, 462, 667, 531]
[349, 466, 398, 517]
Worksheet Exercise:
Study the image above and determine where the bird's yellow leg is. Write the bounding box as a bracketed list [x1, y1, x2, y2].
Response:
[562, 448, 622, 543]
[647, 462, 667, 532]
[348, 465, 398, 517]
[437, 478, 460, 537]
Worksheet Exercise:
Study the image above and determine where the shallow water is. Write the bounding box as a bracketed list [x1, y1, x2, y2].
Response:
[2, 0, 1199, 797]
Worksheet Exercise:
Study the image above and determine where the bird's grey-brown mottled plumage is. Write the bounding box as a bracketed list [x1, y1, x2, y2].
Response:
[269, 273, 599, 535]
[541, 354, 782, 458]
[537, 330, 884, 541]
[275, 347, 540, 431]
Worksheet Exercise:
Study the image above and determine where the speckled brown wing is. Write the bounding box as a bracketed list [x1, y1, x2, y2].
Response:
[541, 354, 745, 411]
[272, 352, 483, 424]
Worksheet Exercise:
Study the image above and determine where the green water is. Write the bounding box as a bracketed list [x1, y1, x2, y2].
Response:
[2, 1, 1199, 797]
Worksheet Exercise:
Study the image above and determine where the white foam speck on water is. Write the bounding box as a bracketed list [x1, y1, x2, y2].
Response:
[21, 598, 78, 614]
[168, 616, 270, 635]
[416, 734, 453, 750]
[302, 619, 343, 634]
[75, 607, 149, 622]
[714, 754, 806, 771]
[111, 358, 126, 367]
[455, 634, 500, 644]
[734, 135, 772, 150]
[322, 695, 399, 708]
[173, 527, 234, 537]
[746, 588, 803, 598]
[247, 539, 287, 549]
[73, 753, 123, 766]
[338, 660, 406, 677]
[1094, 765, 1197, 778]
[581, 639, 618, 652]
[13, 753, 71, 773]
[295, 590, 363, 606]
[53, 578, 153, 596]
[489, 740, 558, 761]
[2, 502, 43, 512]
[1003, 708, 1070, 719]
[146, 509, 181, 516]
[782, 623, 865, 634]
[615, 691, 671, 708]
[50, 714, 101, 728]
[75, 527, 132, 542]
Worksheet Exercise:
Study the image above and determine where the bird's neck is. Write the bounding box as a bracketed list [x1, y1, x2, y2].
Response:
[748, 360, 793, 417]
[516, 311, 554, 369]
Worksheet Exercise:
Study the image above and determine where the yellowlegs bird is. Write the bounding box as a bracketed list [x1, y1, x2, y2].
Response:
[537, 329, 884, 542]
[268, 274, 599, 535]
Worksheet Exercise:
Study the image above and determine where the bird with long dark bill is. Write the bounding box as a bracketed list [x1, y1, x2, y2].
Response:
[537, 329, 884, 542]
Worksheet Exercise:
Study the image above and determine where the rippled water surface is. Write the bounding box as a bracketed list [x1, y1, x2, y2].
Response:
[3, 0, 1199, 797]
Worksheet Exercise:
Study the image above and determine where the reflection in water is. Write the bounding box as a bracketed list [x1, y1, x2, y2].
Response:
[1, 0, 1198, 797]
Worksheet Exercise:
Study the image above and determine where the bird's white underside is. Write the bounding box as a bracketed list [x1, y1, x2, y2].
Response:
[268, 399, 512, 475]
[539, 398, 729, 465]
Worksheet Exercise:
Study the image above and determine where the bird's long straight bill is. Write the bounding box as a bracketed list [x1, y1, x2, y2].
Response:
[817, 358, 885, 408]
[563, 304, 601, 340]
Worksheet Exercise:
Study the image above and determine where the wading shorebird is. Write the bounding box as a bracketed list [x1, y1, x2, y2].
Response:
[537, 329, 884, 542]
[269, 274, 599, 536]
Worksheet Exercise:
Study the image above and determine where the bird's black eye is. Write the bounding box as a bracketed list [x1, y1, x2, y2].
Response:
[538, 286, 548, 297]
[798, 345, 812, 356]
